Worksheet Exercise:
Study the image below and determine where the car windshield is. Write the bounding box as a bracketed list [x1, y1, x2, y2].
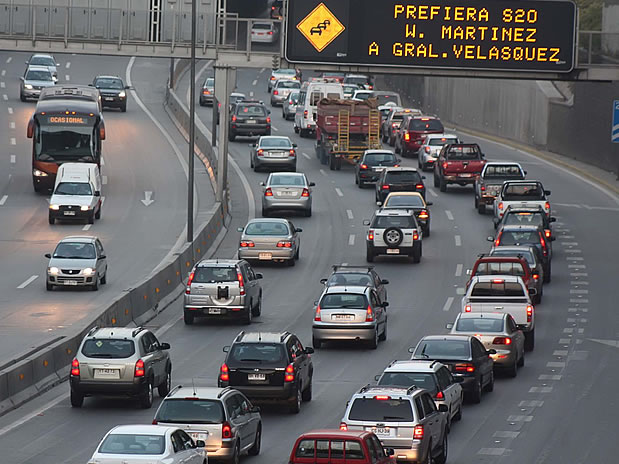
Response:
[409, 119, 444, 131]
[193, 266, 237, 283]
[491, 249, 535, 266]
[354, 92, 371, 100]
[471, 281, 526, 296]
[372, 215, 416, 228]
[288, 92, 300, 103]
[26, 70, 52, 81]
[414, 340, 471, 360]
[499, 230, 540, 246]
[99, 434, 165, 455]
[269, 175, 305, 186]
[376, 94, 400, 105]
[484, 165, 523, 178]
[446, 145, 480, 160]
[260, 137, 292, 149]
[429, 137, 457, 146]
[504, 212, 544, 227]
[95, 78, 123, 89]
[53, 242, 96, 259]
[54, 182, 92, 196]
[474, 262, 526, 277]
[238, 105, 266, 116]
[82, 339, 135, 358]
[364, 153, 396, 165]
[384, 171, 421, 183]
[204, 78, 214, 87]
[229, 343, 286, 363]
[31, 56, 55, 66]
[320, 293, 367, 309]
[378, 372, 438, 394]
[384, 195, 424, 208]
[327, 272, 373, 287]
[348, 397, 414, 421]
[156, 399, 225, 424]
[455, 317, 505, 333]
[244, 221, 290, 236]
[275, 69, 296, 77]
[502, 183, 544, 200]
[277, 81, 300, 89]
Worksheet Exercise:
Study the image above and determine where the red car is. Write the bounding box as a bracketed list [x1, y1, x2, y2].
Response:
[395, 116, 444, 157]
[290, 430, 394, 464]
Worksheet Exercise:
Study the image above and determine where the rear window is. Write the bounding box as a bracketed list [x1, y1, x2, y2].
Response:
[446, 145, 481, 160]
[288, 92, 300, 103]
[429, 137, 457, 146]
[372, 215, 417, 228]
[244, 221, 290, 236]
[484, 165, 523, 178]
[95, 78, 123, 89]
[82, 339, 135, 358]
[269, 174, 305, 186]
[409, 119, 444, 132]
[502, 183, 544, 200]
[156, 399, 225, 424]
[253, 23, 272, 30]
[345, 76, 369, 85]
[470, 281, 526, 296]
[349, 397, 414, 421]
[237, 105, 266, 116]
[490, 249, 535, 267]
[229, 343, 286, 364]
[376, 94, 400, 105]
[31, 56, 55, 66]
[499, 231, 540, 246]
[295, 440, 364, 460]
[414, 339, 471, 359]
[455, 317, 504, 333]
[503, 212, 544, 227]
[354, 92, 371, 100]
[384, 170, 421, 183]
[320, 293, 367, 309]
[193, 266, 237, 283]
[384, 195, 424, 208]
[260, 137, 293, 149]
[277, 80, 301, 89]
[378, 372, 438, 394]
[474, 262, 526, 277]
[364, 153, 396, 165]
[99, 434, 165, 455]
[204, 78, 214, 87]
[327, 272, 373, 287]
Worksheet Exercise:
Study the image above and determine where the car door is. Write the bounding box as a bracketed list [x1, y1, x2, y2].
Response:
[236, 393, 257, 449]
[225, 394, 249, 449]
[420, 393, 442, 449]
[471, 338, 492, 384]
[288, 220, 300, 250]
[178, 429, 203, 464]
[293, 337, 311, 387]
[436, 367, 457, 417]
[507, 315, 525, 359]
[142, 332, 164, 385]
[372, 272, 387, 302]
[369, 291, 385, 331]
[95, 239, 107, 278]
[242, 263, 258, 303]
[170, 430, 191, 464]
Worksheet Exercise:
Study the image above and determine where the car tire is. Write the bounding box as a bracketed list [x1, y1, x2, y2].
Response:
[302, 378, 312, 401]
[435, 431, 448, 464]
[484, 371, 494, 392]
[100, 271, 107, 285]
[395, 144, 401, 154]
[289, 385, 302, 414]
[470, 379, 482, 404]
[524, 329, 535, 351]
[366, 245, 375, 263]
[243, 305, 252, 325]
[252, 294, 262, 316]
[507, 361, 518, 378]
[228, 131, 236, 142]
[305, 208, 312, 217]
[46, 281, 53, 291]
[294, 246, 300, 260]
[434, 172, 440, 187]
[477, 200, 485, 215]
[228, 442, 240, 464]
[91, 276, 99, 291]
[378, 321, 387, 341]
[250, 156, 254, 168]
[423, 225, 430, 237]
[312, 336, 322, 349]
[121, 104, 127, 113]
[358, 179, 365, 189]
[517, 352, 525, 367]
[88, 213, 95, 225]
[248, 426, 262, 456]
[261, 207, 268, 217]
[368, 328, 379, 350]
[20, 93, 27, 102]
[287, 258, 296, 267]
[183, 310, 195, 325]
[454, 398, 463, 421]
[70, 389, 84, 408]
[412, 245, 422, 263]
[158, 367, 171, 397]
[140, 378, 154, 408]
[199, 99, 205, 107]
[294, 125, 299, 134]
[299, 129, 307, 138]
[439, 177, 447, 192]
[48, 215, 55, 225]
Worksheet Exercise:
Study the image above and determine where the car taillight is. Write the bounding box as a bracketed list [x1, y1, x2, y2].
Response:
[492, 279, 504, 284]
[222, 422, 233, 439]
[493, 337, 512, 345]
[273, 90, 278, 95]
[494, 231, 502, 247]
[360, 164, 368, 170]
[526, 304, 533, 322]
[185, 271, 194, 294]
[368, 229, 374, 241]
[270, 76, 276, 80]
[240, 240, 255, 247]
[382, 185, 390, 190]
[134, 359, 145, 377]
[413, 230, 419, 240]
[374, 395, 391, 400]
[231, 115, 237, 122]
[455, 363, 475, 373]
[544, 201, 550, 212]
[464, 304, 472, 312]
[219, 363, 229, 382]
[480, 185, 486, 191]
[277, 241, 293, 248]
[404, 132, 410, 141]
[340, 422, 348, 431]
[544, 229, 551, 238]
[289, 149, 296, 157]
[415, 183, 424, 190]
[152, 419, 158, 425]
[301, 188, 310, 197]
[498, 201, 504, 211]
[532, 273, 539, 280]
[435, 391, 444, 400]
[202, 89, 210, 95]
[266, 116, 271, 124]
[442, 161, 448, 170]
[257, 149, 264, 156]
[314, 305, 322, 321]
[539, 233, 547, 256]
[71, 358, 80, 376]
[304, 110, 308, 118]
[365, 305, 374, 322]
[424, 146, 431, 153]
[265, 187, 273, 196]
[285, 363, 295, 382]
[418, 210, 429, 219]
[268, 30, 273, 35]
[413, 425, 424, 440]
[237, 271, 245, 295]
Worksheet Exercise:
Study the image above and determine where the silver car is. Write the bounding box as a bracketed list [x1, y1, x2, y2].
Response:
[237, 218, 302, 266]
[199, 77, 214, 106]
[417, 133, 459, 171]
[26, 53, 58, 81]
[20, 65, 56, 101]
[270, 79, 301, 106]
[312, 285, 388, 349]
[282, 90, 300, 120]
[45, 236, 108, 291]
[250, 136, 297, 172]
[261, 172, 314, 217]
[268, 68, 298, 92]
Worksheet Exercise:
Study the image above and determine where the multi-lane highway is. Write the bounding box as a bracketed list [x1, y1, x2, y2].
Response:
[0, 56, 618, 464]
[0, 53, 213, 363]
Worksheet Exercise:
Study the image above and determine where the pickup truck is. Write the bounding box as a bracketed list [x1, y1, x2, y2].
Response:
[493, 180, 551, 220]
[434, 143, 486, 192]
[462, 275, 535, 351]
[474, 162, 526, 214]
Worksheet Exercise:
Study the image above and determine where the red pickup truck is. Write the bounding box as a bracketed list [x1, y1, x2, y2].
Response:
[434, 143, 486, 192]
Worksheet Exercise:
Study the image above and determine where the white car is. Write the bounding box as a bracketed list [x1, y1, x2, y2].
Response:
[251, 22, 278, 44]
[352, 90, 374, 101]
[88, 424, 206, 464]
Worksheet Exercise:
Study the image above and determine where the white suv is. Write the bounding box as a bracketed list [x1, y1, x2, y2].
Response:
[376, 360, 463, 428]
[364, 209, 422, 263]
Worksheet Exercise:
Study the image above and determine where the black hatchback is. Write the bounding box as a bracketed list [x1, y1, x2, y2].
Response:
[375, 167, 426, 203]
[229, 101, 271, 141]
[219, 331, 314, 414]
[91, 75, 129, 112]
[355, 150, 400, 187]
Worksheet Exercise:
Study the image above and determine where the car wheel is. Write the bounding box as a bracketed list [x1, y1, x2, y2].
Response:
[423, 225, 430, 237]
[294, 125, 299, 134]
[439, 177, 447, 192]
[454, 398, 463, 421]
[358, 179, 365, 189]
[366, 245, 375, 263]
[524, 329, 535, 351]
[183, 310, 195, 325]
[305, 208, 312, 217]
[243, 305, 252, 325]
[469, 379, 482, 404]
[294, 246, 300, 259]
[158, 367, 171, 397]
[395, 144, 401, 154]
[95, 205, 101, 220]
[412, 245, 422, 263]
[228, 131, 236, 142]
[477, 202, 485, 214]
[250, 156, 254, 168]
[46, 281, 54, 291]
[534, 292, 542, 305]
[312, 336, 322, 349]
[252, 294, 262, 316]
[289, 385, 302, 414]
[88, 213, 95, 225]
[199, 99, 205, 107]
[435, 431, 448, 464]
[484, 371, 494, 392]
[287, 257, 296, 267]
[368, 328, 379, 349]
[91, 275, 99, 291]
[140, 378, 154, 408]
[228, 442, 240, 464]
[48, 215, 55, 225]
[378, 320, 387, 341]
[121, 104, 127, 113]
[517, 351, 525, 367]
[248, 426, 262, 456]
[261, 207, 268, 217]
[70, 389, 84, 408]
[302, 378, 312, 401]
[299, 129, 307, 138]
[100, 271, 107, 285]
[20, 93, 27, 102]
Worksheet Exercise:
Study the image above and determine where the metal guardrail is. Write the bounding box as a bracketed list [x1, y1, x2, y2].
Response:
[578, 31, 619, 66]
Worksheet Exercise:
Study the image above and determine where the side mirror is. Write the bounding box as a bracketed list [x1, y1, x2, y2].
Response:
[426, 201, 433, 206]
[314, 300, 319, 306]
[381, 279, 389, 285]
[524, 170, 528, 175]
[195, 440, 206, 448]
[544, 190, 551, 196]
[382, 302, 389, 307]
[125, 85, 131, 90]
[255, 273, 263, 279]
[249, 406, 261, 413]
[94, 191, 101, 197]
[267, 109, 271, 114]
[445, 323, 454, 330]
[550, 217, 557, 223]
[397, 159, 402, 163]
[88, 83, 94, 87]
[309, 182, 316, 187]
[421, 175, 426, 179]
[160, 342, 171, 350]
[292, 143, 298, 147]
[25, 61, 29, 64]
[438, 404, 449, 413]
[237, 227, 244, 232]
[385, 448, 395, 457]
[295, 228, 303, 232]
[363, 219, 371, 226]
[305, 347, 315, 354]
[528, 288, 537, 296]
[223, 346, 230, 353]
[487, 349, 497, 355]
[487, 236, 494, 242]
[19, 77, 24, 81]
[99, 255, 107, 260]
[374, 374, 381, 381]
[45, 253, 52, 258]
[466, 269, 471, 275]
[376, 201, 382, 206]
[407, 347, 415, 353]
[259, 181, 265, 186]
[320, 278, 327, 284]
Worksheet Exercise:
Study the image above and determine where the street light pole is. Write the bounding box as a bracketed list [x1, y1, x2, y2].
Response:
[187, 0, 197, 242]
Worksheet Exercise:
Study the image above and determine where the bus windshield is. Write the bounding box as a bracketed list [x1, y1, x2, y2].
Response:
[35, 123, 96, 162]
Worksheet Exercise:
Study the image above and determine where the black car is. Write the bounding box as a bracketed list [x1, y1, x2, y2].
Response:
[91, 75, 129, 112]
[320, 265, 389, 302]
[355, 150, 400, 187]
[494, 205, 557, 240]
[229, 100, 271, 141]
[219, 331, 314, 414]
[409, 334, 495, 404]
[375, 167, 426, 203]
[270, 0, 283, 18]
[379, 192, 432, 236]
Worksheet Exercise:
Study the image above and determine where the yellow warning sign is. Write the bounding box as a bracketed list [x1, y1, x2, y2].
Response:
[296, 3, 345, 52]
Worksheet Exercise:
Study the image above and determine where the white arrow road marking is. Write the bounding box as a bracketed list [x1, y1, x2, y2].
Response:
[141, 191, 154, 206]
[17, 275, 38, 289]
[588, 338, 619, 348]
[0, 195, 7, 205]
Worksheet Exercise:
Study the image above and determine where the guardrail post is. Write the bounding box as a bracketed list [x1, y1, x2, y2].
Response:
[246, 18, 251, 58]
[64, 6, 69, 47]
[32, 5, 36, 45]
[171, 11, 176, 52]
[118, 10, 123, 50]
[588, 32, 592, 65]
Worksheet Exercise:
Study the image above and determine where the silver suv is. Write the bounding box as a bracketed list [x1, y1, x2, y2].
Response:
[153, 386, 262, 463]
[70, 327, 172, 408]
[340, 385, 448, 464]
[184, 259, 263, 325]
[364, 209, 422, 263]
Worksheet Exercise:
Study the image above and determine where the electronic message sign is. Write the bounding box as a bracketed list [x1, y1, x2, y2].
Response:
[286, 0, 577, 72]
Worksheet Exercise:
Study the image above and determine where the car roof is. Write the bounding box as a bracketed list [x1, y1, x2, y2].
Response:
[373, 91, 398, 96]
[375, 209, 415, 217]
[196, 259, 240, 267]
[355, 385, 416, 396]
[26, 65, 51, 72]
[31, 53, 55, 59]
[95, 75, 123, 80]
[363, 149, 395, 155]
[457, 312, 506, 321]
[504, 205, 544, 213]
[383, 360, 442, 373]
[235, 331, 288, 343]
[491, 245, 536, 253]
[246, 218, 289, 225]
[385, 192, 424, 199]
[484, 161, 522, 167]
[331, 265, 373, 273]
[382, 167, 419, 173]
[299, 429, 373, 439]
[260, 136, 292, 142]
[86, 327, 138, 339]
[421, 334, 473, 342]
[165, 386, 227, 400]
[60, 236, 97, 243]
[109, 424, 173, 436]
[424, 133, 457, 140]
[324, 285, 370, 294]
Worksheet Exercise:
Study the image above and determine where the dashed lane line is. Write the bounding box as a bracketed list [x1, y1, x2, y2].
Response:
[455, 263, 463, 277]
[17, 275, 38, 289]
[428, 188, 438, 198]
[6, 57, 11, 63]
[65, 62, 71, 69]
[0, 70, 5, 76]
[494, 431, 520, 438]
[249, 91, 254, 97]
[102, 175, 108, 185]
[442, 297, 454, 312]
[252, 79, 257, 86]
[2, 94, 7, 101]
[10, 155, 15, 163]
[10, 137, 15, 145]
[0, 82, 4, 88]
[10, 121, 15, 129]
[445, 210, 454, 220]
[65, 74, 70, 81]
[302, 152, 311, 160]
[82, 224, 92, 231]
[0, 195, 7, 205]
[335, 187, 343, 197]
[8, 107, 13, 114]
[320, 169, 327, 176]
[346, 209, 354, 220]
[478, 448, 506, 456]
[454, 235, 461, 246]
[272, 126, 278, 131]
[348, 234, 355, 246]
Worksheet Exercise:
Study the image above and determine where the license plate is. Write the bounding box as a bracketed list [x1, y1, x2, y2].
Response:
[246, 119, 257, 124]
[94, 369, 120, 379]
[372, 427, 390, 436]
[279, 190, 296, 196]
[386, 249, 400, 254]
[258, 252, 272, 260]
[248, 373, 266, 381]
[105, 97, 114, 101]
[459, 173, 473, 178]
[63, 211, 76, 216]
[64, 280, 78, 285]
[268, 152, 285, 157]
[208, 308, 221, 315]
[373, 167, 385, 172]
[190, 433, 208, 442]
[332, 314, 354, 321]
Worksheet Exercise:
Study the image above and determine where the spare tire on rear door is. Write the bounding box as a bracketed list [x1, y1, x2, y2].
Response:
[383, 227, 403, 247]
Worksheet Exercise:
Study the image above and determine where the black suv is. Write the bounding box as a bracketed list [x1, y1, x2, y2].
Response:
[229, 100, 271, 141]
[320, 264, 389, 303]
[90, 75, 129, 112]
[354, 150, 400, 188]
[375, 167, 426, 203]
[219, 331, 314, 414]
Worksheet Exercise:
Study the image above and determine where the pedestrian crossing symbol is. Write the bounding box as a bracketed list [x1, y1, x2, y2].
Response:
[296, 3, 345, 52]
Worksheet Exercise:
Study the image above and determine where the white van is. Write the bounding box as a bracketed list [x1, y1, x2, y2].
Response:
[294, 79, 343, 137]
[49, 163, 102, 225]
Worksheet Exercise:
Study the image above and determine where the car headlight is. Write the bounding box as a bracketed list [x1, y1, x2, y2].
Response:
[82, 268, 95, 276]
[119, 90, 126, 98]
[48, 267, 59, 275]
[33, 169, 48, 177]
[24, 84, 33, 90]
[49, 204, 60, 210]
[80, 205, 91, 211]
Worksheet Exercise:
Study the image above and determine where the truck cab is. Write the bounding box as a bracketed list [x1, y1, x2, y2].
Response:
[434, 143, 486, 192]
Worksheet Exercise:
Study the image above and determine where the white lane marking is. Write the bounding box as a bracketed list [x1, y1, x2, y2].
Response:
[0, 70, 5, 76]
[570, 298, 588, 303]
[567, 257, 584, 261]
[570, 281, 589, 286]
[302, 152, 311, 160]
[563, 328, 574, 333]
[249, 91, 254, 97]
[10, 155, 16, 163]
[320, 169, 327, 176]
[570, 289, 589, 294]
[559, 337, 572, 343]
[65, 62, 71, 69]
[2, 94, 7, 101]
[0, 82, 4, 88]
[456, 287, 465, 295]
[141, 190, 155, 206]
[442, 297, 454, 312]
[478, 449, 506, 456]
[529, 386, 553, 393]
[17, 275, 39, 289]
[341, 262, 349, 266]
[229, 155, 256, 220]
[445, 210, 454, 220]
[539, 374, 562, 380]
[553, 350, 568, 356]
[564, 249, 582, 253]
[455, 263, 463, 277]
[102, 175, 108, 185]
[82, 224, 92, 231]
[346, 209, 354, 220]
[428, 188, 438, 197]
[65, 74, 70, 81]
[568, 264, 586, 269]
[454, 235, 461, 246]
[101, 196, 106, 205]
[272, 126, 279, 131]
[335, 187, 343, 197]
[588, 205, 619, 212]
[0, 195, 7, 205]
[519, 400, 544, 407]
[6, 57, 12, 63]
[507, 415, 534, 422]
[259, 68, 265, 74]
[561, 242, 579, 246]
[100, 157, 105, 166]
[252, 79, 258, 86]
[555, 202, 581, 208]
[7, 107, 13, 114]
[348, 234, 355, 245]
[10, 137, 15, 145]
[494, 431, 520, 438]
[9, 121, 15, 129]
[570, 272, 588, 277]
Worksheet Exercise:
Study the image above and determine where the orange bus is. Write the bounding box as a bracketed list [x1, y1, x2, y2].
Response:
[27, 86, 105, 192]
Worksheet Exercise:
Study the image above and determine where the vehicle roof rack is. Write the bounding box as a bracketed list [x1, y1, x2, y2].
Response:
[132, 327, 146, 337]
[217, 387, 233, 398]
[86, 326, 99, 337]
[332, 264, 374, 271]
[168, 385, 183, 397]
[280, 331, 291, 342]
[358, 383, 372, 393]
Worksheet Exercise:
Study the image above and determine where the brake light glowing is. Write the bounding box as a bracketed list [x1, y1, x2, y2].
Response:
[264, 187, 273, 196]
[404, 132, 410, 141]
[304, 110, 308, 118]
[435, 391, 444, 399]
[185, 272, 195, 294]
[413, 425, 424, 440]
[455, 363, 475, 373]
[360, 164, 368, 170]
[368, 229, 374, 241]
[277, 241, 292, 248]
[544, 201, 550, 212]
[424, 147, 431, 153]
[418, 210, 429, 219]
[340, 422, 348, 431]
[257, 149, 264, 156]
[273, 90, 278, 95]
[219, 363, 229, 382]
[413, 231, 419, 240]
[231, 115, 237, 122]
[365, 305, 374, 322]
[415, 184, 424, 190]
[442, 162, 448, 170]
[285, 363, 295, 382]
[374, 395, 391, 400]
[532, 274, 539, 280]
[492, 279, 504, 284]
[464, 304, 472, 312]
[494, 231, 502, 247]
[301, 188, 310, 197]
[314, 305, 322, 321]
[526, 304, 533, 322]
[289, 149, 296, 157]
[266, 116, 271, 124]
[493, 337, 512, 345]
[539, 232, 547, 256]
[544, 229, 551, 238]
[152, 419, 158, 424]
[222, 422, 232, 439]
[382, 185, 390, 190]
[237, 271, 245, 295]
[498, 202, 504, 211]
[240, 240, 255, 247]
[134, 359, 145, 377]
[71, 358, 80, 376]
[480, 185, 486, 191]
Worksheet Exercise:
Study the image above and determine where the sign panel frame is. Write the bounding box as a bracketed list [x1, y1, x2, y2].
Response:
[613, 100, 619, 144]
